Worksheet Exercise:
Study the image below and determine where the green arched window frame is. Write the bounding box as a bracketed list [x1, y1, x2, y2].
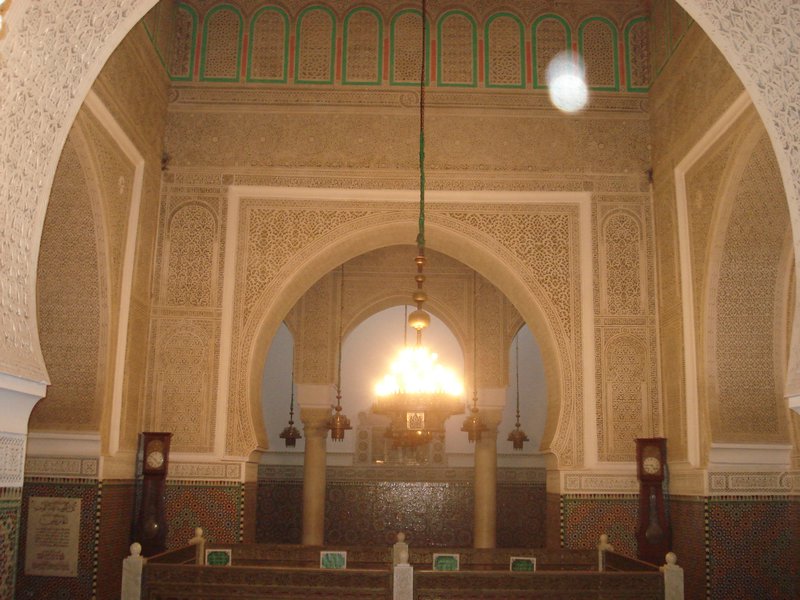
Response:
[436, 9, 478, 88]
[389, 9, 430, 86]
[199, 4, 244, 82]
[624, 16, 649, 92]
[246, 6, 289, 83]
[294, 5, 337, 85]
[484, 12, 525, 89]
[577, 16, 620, 92]
[531, 14, 571, 89]
[342, 6, 383, 85]
[170, 3, 198, 81]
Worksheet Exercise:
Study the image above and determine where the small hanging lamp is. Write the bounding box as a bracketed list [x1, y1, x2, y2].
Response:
[462, 272, 487, 442]
[329, 264, 352, 442]
[507, 335, 530, 450]
[279, 370, 302, 448]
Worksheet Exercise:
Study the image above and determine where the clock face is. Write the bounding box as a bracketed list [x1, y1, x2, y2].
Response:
[146, 450, 165, 469]
[642, 456, 661, 475]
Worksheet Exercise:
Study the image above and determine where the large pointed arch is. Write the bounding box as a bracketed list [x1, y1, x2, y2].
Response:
[232, 195, 568, 465]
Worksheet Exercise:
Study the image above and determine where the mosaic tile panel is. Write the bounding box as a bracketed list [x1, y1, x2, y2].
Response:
[242, 481, 257, 543]
[496, 483, 546, 548]
[0, 489, 22, 600]
[15, 479, 99, 600]
[258, 478, 550, 548]
[669, 496, 705, 600]
[546, 493, 561, 549]
[706, 497, 798, 600]
[325, 481, 474, 547]
[165, 482, 242, 548]
[561, 494, 638, 556]
[256, 480, 303, 544]
[96, 481, 136, 600]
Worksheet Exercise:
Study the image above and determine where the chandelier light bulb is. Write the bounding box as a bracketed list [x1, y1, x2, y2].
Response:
[375, 346, 464, 397]
[546, 52, 588, 113]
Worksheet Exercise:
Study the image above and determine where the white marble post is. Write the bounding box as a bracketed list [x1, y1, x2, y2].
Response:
[661, 552, 685, 600]
[392, 543, 413, 600]
[121, 542, 144, 600]
[597, 534, 614, 571]
[189, 527, 206, 565]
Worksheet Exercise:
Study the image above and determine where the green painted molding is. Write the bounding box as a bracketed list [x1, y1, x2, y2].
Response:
[199, 4, 243, 83]
[170, 3, 198, 82]
[623, 16, 649, 93]
[437, 9, 477, 88]
[577, 16, 619, 92]
[484, 12, 525, 89]
[294, 5, 337, 85]
[531, 14, 572, 89]
[342, 6, 383, 86]
[246, 6, 289, 83]
[389, 9, 430, 86]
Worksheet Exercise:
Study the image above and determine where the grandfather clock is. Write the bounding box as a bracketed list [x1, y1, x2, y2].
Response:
[135, 432, 172, 557]
[635, 437, 671, 565]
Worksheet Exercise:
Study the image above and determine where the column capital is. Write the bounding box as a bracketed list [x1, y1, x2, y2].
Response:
[477, 407, 504, 431]
[300, 407, 331, 438]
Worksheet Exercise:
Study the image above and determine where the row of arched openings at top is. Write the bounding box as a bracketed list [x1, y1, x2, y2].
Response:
[158, 3, 650, 92]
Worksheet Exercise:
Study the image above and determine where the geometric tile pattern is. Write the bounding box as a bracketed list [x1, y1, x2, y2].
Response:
[0, 489, 22, 600]
[706, 497, 798, 600]
[165, 482, 242, 548]
[15, 479, 99, 600]
[669, 496, 706, 600]
[96, 481, 136, 600]
[324, 481, 474, 547]
[561, 494, 639, 556]
[256, 479, 547, 548]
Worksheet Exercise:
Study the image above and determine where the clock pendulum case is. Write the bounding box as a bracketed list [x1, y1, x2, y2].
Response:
[135, 432, 172, 557]
[635, 437, 671, 565]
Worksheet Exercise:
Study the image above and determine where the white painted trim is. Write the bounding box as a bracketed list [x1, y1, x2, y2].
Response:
[672, 91, 752, 468]
[787, 394, 800, 415]
[227, 186, 587, 205]
[708, 443, 792, 466]
[0, 372, 46, 434]
[296, 383, 335, 409]
[476, 387, 507, 410]
[83, 91, 145, 457]
[578, 194, 598, 468]
[26, 432, 101, 457]
[214, 187, 242, 458]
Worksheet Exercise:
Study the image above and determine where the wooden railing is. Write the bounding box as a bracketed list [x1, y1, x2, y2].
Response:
[138, 543, 666, 600]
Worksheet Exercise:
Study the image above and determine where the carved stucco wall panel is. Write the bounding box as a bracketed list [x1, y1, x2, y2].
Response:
[146, 316, 219, 453]
[596, 331, 652, 461]
[222, 196, 582, 466]
[32, 132, 109, 431]
[592, 200, 659, 461]
[164, 104, 649, 177]
[706, 132, 791, 443]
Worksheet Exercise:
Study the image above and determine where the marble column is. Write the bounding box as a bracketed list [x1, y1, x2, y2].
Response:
[301, 407, 330, 546]
[473, 409, 502, 549]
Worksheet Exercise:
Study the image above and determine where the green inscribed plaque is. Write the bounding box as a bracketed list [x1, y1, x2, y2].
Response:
[433, 554, 459, 571]
[510, 557, 536, 572]
[205, 550, 232, 566]
[320, 551, 347, 569]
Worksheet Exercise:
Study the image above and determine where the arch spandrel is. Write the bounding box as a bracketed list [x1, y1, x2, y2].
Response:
[232, 195, 574, 465]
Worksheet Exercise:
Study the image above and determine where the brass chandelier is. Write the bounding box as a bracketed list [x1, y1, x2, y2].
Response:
[278, 369, 302, 447]
[329, 264, 352, 441]
[507, 336, 530, 450]
[373, 0, 465, 447]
